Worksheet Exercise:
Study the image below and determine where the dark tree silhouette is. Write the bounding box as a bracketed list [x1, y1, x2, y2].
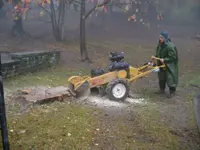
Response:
[80, 0, 111, 62]
[0, 0, 4, 9]
[40, 0, 66, 41]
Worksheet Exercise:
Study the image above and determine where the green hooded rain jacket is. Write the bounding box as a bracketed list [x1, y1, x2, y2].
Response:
[155, 42, 178, 88]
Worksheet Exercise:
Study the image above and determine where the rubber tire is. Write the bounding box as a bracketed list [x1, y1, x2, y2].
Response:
[106, 79, 129, 101]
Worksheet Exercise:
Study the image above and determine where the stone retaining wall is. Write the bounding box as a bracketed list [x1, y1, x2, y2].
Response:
[2, 50, 60, 78]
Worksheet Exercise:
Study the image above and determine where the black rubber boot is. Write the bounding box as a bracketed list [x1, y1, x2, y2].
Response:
[155, 80, 166, 94]
[167, 87, 176, 98]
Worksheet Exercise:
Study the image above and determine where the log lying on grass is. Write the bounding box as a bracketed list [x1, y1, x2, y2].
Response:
[21, 86, 72, 104]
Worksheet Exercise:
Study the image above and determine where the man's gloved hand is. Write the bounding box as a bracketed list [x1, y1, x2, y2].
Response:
[152, 56, 164, 63]
[160, 58, 164, 63]
[151, 56, 156, 60]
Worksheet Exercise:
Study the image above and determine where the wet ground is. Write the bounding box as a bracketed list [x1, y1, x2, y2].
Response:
[1, 14, 200, 149]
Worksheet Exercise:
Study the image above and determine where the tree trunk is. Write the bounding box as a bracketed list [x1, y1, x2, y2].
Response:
[59, 0, 65, 41]
[82, 18, 90, 61]
[81, 0, 90, 62]
[40, 0, 66, 41]
[50, 0, 58, 41]
[49, 0, 65, 42]
[80, 0, 85, 60]
[51, 15, 60, 41]
[79, 0, 110, 62]
[0, 0, 4, 9]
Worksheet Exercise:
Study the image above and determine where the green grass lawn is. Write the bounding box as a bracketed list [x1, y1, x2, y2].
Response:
[1, 102, 180, 150]
[97, 105, 179, 150]
[1, 66, 199, 149]
[4, 67, 90, 88]
[3, 102, 101, 150]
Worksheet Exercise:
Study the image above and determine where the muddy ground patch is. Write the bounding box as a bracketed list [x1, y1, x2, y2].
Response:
[2, 63, 200, 149]
[0, 17, 200, 149]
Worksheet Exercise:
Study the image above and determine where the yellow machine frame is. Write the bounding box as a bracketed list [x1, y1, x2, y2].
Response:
[68, 61, 166, 92]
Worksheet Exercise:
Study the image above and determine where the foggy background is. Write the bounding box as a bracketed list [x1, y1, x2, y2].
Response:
[0, 0, 200, 44]
[1, 1, 200, 149]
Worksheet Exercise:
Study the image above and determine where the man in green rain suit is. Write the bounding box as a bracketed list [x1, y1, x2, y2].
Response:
[152, 31, 178, 98]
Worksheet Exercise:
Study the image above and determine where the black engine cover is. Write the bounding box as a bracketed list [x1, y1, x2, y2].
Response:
[109, 61, 129, 71]
[91, 69, 105, 77]
[109, 52, 124, 62]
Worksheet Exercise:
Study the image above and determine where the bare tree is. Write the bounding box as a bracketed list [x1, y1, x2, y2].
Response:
[40, 0, 66, 41]
[0, 0, 4, 9]
[79, 0, 111, 62]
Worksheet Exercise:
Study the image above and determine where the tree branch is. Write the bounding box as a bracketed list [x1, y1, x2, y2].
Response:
[50, 0, 58, 26]
[58, 0, 65, 31]
[85, 0, 111, 19]
[58, 0, 62, 28]
[114, 3, 130, 11]
[39, 4, 51, 16]
[71, 0, 81, 5]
